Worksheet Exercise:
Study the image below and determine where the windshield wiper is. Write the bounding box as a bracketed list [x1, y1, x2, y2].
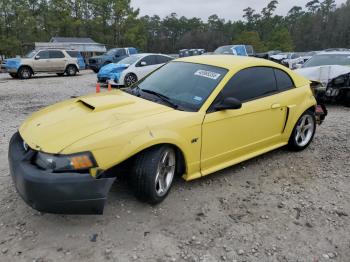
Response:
[141, 89, 179, 109]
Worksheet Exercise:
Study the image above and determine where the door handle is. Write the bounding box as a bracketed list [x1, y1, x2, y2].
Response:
[271, 103, 281, 109]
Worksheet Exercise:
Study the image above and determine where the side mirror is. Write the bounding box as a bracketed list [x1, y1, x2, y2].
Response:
[140, 61, 147, 66]
[295, 63, 303, 69]
[215, 97, 242, 111]
[35, 55, 40, 60]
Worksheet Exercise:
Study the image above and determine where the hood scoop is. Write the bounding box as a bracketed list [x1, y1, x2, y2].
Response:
[77, 95, 136, 112]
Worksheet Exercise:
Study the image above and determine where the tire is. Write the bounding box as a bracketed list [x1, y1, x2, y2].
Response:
[56, 73, 65, 76]
[18, 66, 32, 79]
[65, 65, 77, 76]
[130, 145, 176, 204]
[92, 68, 99, 73]
[9, 73, 18, 78]
[124, 73, 138, 87]
[288, 110, 316, 151]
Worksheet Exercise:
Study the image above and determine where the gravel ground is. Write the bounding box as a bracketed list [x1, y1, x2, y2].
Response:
[0, 71, 349, 262]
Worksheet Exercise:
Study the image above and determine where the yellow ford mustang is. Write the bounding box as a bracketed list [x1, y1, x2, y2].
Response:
[9, 55, 326, 214]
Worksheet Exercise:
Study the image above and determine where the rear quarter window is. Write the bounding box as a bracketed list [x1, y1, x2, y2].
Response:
[274, 69, 294, 91]
[67, 51, 80, 58]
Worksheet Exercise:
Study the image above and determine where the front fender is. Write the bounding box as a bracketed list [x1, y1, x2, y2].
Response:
[62, 122, 202, 180]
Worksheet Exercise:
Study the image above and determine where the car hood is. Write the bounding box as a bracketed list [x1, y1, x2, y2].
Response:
[19, 90, 172, 153]
[97, 63, 129, 77]
[295, 65, 350, 85]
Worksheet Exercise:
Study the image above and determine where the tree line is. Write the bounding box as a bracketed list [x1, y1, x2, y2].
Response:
[0, 0, 349, 57]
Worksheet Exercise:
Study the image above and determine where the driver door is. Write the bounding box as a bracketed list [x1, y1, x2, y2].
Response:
[33, 50, 50, 72]
[201, 67, 287, 175]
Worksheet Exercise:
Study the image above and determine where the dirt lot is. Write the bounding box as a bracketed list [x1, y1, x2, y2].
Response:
[0, 71, 349, 262]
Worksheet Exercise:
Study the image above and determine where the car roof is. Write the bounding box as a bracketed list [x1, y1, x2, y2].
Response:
[317, 51, 350, 55]
[176, 55, 287, 70]
[176, 55, 310, 87]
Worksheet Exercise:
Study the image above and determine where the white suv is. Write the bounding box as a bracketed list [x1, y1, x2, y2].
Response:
[2, 49, 81, 79]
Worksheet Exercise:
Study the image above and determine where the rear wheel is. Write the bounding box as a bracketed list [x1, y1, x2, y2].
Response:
[288, 110, 316, 151]
[65, 65, 77, 76]
[130, 145, 176, 204]
[9, 73, 18, 78]
[124, 73, 138, 87]
[18, 66, 32, 79]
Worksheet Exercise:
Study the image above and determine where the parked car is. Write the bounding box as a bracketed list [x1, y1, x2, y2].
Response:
[255, 50, 282, 59]
[2, 49, 82, 79]
[281, 52, 313, 69]
[179, 49, 206, 57]
[295, 51, 350, 106]
[9, 55, 326, 214]
[88, 47, 137, 73]
[97, 53, 173, 87]
[214, 45, 255, 56]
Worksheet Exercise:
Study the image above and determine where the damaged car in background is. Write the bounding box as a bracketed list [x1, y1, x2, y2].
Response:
[295, 51, 350, 106]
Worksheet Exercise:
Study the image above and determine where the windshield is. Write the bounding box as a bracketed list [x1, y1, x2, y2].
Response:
[24, 50, 36, 58]
[106, 49, 117, 55]
[214, 46, 233, 54]
[118, 55, 142, 65]
[303, 54, 350, 67]
[125, 62, 227, 111]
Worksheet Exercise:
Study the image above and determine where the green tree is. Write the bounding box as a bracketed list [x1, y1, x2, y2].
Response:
[234, 31, 266, 52]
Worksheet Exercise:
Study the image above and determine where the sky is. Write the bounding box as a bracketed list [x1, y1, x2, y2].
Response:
[130, 0, 346, 21]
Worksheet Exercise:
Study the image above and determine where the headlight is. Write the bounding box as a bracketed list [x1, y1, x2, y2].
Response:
[35, 152, 97, 172]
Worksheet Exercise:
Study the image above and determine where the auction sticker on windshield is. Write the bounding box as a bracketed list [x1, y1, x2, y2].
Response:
[195, 70, 221, 80]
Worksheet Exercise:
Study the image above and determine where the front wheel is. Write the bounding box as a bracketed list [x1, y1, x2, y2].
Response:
[18, 67, 32, 79]
[130, 146, 176, 204]
[288, 110, 316, 151]
[124, 73, 138, 87]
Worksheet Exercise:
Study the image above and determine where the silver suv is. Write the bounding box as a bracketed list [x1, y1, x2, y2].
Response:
[2, 49, 81, 79]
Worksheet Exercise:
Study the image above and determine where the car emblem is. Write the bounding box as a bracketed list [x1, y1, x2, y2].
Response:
[23, 141, 29, 151]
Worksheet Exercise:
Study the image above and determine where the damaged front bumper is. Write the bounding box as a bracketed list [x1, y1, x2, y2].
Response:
[8, 132, 116, 214]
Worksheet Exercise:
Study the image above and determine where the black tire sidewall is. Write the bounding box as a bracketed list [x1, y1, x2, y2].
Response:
[66, 65, 77, 76]
[288, 110, 316, 151]
[18, 67, 32, 79]
[131, 145, 176, 204]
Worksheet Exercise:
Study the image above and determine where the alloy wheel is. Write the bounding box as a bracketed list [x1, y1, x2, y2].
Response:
[295, 114, 315, 147]
[154, 149, 176, 197]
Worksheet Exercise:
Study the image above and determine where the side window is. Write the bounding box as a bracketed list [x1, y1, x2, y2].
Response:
[116, 49, 126, 57]
[220, 67, 277, 102]
[49, 50, 65, 59]
[36, 51, 49, 59]
[156, 55, 171, 64]
[67, 51, 79, 58]
[138, 55, 157, 66]
[274, 69, 294, 91]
